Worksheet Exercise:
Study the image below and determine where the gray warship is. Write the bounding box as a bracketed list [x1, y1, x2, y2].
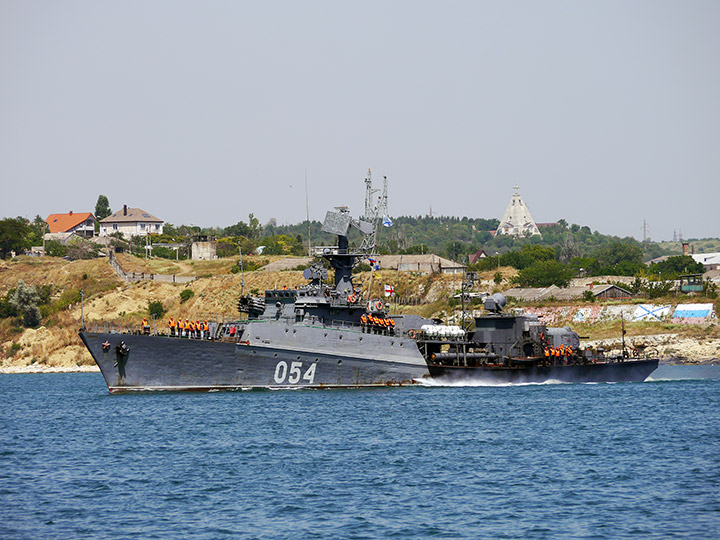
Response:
[418, 288, 659, 384]
[79, 175, 658, 392]
[80, 173, 437, 391]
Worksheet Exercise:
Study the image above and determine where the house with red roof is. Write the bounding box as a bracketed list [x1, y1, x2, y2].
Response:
[45, 211, 96, 238]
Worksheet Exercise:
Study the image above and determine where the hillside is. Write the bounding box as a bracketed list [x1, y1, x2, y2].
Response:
[1, 254, 718, 372]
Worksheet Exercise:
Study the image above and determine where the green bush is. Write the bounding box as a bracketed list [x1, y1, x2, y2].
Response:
[353, 262, 372, 274]
[179, 289, 194, 303]
[45, 240, 67, 257]
[53, 289, 81, 312]
[148, 300, 167, 319]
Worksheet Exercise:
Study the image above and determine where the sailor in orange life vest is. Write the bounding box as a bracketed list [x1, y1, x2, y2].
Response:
[168, 317, 175, 336]
[142, 317, 150, 335]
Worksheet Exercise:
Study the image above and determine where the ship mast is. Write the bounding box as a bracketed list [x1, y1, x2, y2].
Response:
[359, 169, 388, 254]
[317, 169, 389, 295]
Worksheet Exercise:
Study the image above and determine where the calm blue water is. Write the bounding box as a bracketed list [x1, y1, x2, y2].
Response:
[1, 366, 719, 540]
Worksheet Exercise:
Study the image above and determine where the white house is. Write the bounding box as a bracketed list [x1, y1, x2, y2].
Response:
[692, 252, 720, 272]
[99, 205, 164, 237]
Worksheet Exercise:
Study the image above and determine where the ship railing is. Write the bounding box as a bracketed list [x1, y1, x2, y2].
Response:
[327, 319, 363, 332]
[83, 314, 252, 339]
[312, 246, 370, 257]
[326, 318, 403, 337]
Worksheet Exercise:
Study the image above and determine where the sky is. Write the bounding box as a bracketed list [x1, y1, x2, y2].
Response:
[1, 1, 718, 242]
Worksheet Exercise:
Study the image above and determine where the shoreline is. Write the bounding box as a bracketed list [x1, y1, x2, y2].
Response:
[0, 365, 100, 374]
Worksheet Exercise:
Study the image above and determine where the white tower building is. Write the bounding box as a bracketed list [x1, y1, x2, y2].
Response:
[497, 185, 541, 238]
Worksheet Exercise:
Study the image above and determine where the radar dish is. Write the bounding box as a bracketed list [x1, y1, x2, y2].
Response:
[356, 219, 374, 235]
[322, 211, 352, 236]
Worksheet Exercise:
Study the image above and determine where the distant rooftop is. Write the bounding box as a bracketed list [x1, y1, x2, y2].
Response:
[100, 206, 162, 223]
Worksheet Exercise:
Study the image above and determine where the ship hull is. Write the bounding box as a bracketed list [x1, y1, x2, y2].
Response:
[427, 358, 659, 384]
[80, 331, 429, 392]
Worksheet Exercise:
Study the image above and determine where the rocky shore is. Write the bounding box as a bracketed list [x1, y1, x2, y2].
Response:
[583, 334, 720, 365]
[0, 364, 99, 374]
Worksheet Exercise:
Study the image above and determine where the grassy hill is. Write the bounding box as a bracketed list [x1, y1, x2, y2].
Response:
[653, 238, 720, 255]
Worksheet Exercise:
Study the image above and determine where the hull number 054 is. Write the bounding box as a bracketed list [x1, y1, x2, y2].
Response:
[273, 361, 317, 385]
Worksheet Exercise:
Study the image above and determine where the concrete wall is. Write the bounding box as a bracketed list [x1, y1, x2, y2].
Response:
[192, 240, 217, 260]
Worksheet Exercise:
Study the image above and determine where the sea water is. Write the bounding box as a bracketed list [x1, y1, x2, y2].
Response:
[1, 366, 718, 539]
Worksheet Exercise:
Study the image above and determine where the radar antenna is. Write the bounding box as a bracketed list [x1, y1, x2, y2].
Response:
[317, 169, 389, 294]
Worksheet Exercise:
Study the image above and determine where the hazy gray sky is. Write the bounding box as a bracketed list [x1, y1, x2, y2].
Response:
[2, 1, 718, 241]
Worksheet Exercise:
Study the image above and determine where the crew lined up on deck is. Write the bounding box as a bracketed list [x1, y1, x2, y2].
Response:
[360, 314, 395, 334]
[167, 317, 210, 339]
[544, 344, 574, 359]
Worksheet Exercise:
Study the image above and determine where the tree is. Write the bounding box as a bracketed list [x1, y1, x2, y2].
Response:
[9, 280, 42, 327]
[501, 244, 555, 270]
[224, 214, 262, 240]
[403, 244, 429, 255]
[95, 195, 112, 221]
[27, 215, 47, 246]
[649, 255, 705, 277]
[514, 260, 575, 288]
[0, 218, 31, 258]
[45, 239, 67, 257]
[594, 240, 643, 269]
